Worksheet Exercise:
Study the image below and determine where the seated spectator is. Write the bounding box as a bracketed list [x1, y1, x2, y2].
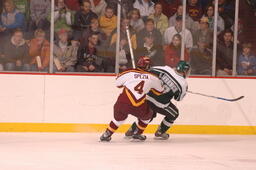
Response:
[120, 0, 136, 16]
[169, 4, 198, 33]
[214, 0, 235, 29]
[28, 0, 51, 32]
[237, 43, 256, 75]
[187, 0, 203, 22]
[128, 8, 144, 33]
[29, 29, 50, 72]
[193, 17, 213, 48]
[99, 6, 117, 37]
[90, 0, 107, 17]
[199, 0, 212, 9]
[73, 0, 98, 40]
[108, 18, 136, 72]
[0, 0, 25, 38]
[164, 16, 193, 49]
[53, 0, 73, 33]
[135, 33, 164, 66]
[137, 18, 162, 49]
[216, 29, 234, 76]
[13, 0, 29, 22]
[148, 3, 168, 35]
[105, 0, 135, 16]
[80, 18, 107, 48]
[64, 0, 81, 11]
[76, 32, 103, 72]
[0, 29, 30, 71]
[110, 18, 137, 51]
[158, 0, 181, 18]
[53, 29, 78, 72]
[203, 4, 224, 35]
[164, 34, 189, 68]
[231, 19, 246, 45]
[246, 0, 256, 16]
[133, 0, 155, 21]
[116, 38, 131, 73]
[190, 37, 213, 75]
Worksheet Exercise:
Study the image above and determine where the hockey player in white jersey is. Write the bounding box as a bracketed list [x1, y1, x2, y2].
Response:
[100, 56, 164, 142]
[125, 61, 190, 140]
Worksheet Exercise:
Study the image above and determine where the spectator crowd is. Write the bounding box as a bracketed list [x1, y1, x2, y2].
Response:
[0, 0, 255, 76]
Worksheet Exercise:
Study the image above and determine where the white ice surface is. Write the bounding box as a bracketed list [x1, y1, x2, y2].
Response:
[0, 133, 255, 170]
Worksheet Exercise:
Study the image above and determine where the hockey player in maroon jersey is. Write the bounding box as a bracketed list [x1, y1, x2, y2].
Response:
[100, 56, 164, 142]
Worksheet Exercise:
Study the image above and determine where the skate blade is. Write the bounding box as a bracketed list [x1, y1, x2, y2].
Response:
[153, 136, 169, 140]
[124, 136, 133, 140]
[99, 140, 111, 142]
[130, 138, 146, 142]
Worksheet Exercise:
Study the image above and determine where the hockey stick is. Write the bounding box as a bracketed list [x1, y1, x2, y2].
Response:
[126, 25, 136, 68]
[187, 91, 244, 102]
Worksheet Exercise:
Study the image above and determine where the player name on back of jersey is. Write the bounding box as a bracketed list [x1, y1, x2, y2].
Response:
[134, 74, 149, 79]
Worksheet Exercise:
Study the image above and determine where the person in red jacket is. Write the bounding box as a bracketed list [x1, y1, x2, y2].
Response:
[164, 33, 189, 68]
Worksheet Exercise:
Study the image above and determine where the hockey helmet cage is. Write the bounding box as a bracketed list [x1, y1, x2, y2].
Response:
[137, 56, 151, 70]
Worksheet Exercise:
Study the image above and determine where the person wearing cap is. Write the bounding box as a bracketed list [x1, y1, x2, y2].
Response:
[237, 43, 256, 75]
[190, 36, 213, 75]
[192, 16, 213, 48]
[53, 29, 78, 72]
[164, 15, 193, 49]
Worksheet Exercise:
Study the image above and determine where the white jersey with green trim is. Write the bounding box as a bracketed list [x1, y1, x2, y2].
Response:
[146, 66, 188, 108]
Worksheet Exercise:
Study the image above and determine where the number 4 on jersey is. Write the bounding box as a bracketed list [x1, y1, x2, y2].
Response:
[134, 81, 145, 94]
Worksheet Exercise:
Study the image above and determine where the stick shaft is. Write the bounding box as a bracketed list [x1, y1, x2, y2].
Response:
[187, 91, 244, 102]
[126, 26, 135, 68]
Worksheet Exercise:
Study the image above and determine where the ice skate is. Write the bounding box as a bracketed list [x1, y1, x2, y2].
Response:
[154, 129, 169, 140]
[124, 127, 134, 139]
[124, 123, 137, 139]
[131, 134, 147, 141]
[100, 130, 112, 142]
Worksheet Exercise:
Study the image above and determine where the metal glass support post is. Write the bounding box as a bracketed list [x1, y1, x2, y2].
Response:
[212, 0, 219, 76]
[49, 0, 55, 73]
[181, 0, 187, 60]
[232, 0, 240, 76]
[115, 0, 121, 74]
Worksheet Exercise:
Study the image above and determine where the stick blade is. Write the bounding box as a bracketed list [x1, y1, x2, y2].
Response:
[219, 96, 245, 102]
